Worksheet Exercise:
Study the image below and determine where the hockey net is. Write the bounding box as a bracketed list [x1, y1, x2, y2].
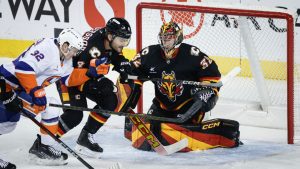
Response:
[136, 2, 299, 144]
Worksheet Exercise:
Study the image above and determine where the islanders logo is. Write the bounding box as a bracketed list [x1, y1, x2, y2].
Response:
[158, 71, 183, 102]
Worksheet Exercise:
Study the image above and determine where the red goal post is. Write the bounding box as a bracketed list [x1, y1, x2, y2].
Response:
[135, 2, 296, 144]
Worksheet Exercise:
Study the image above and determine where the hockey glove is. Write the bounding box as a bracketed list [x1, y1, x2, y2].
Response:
[29, 86, 47, 111]
[83, 77, 116, 96]
[0, 75, 5, 93]
[113, 61, 132, 74]
[0, 90, 23, 113]
[86, 58, 110, 78]
[191, 86, 218, 112]
[113, 61, 133, 84]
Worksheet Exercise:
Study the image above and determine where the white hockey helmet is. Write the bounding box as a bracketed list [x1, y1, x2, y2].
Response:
[58, 28, 84, 50]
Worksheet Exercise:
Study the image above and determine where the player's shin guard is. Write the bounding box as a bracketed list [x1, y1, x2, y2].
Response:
[39, 97, 61, 145]
[83, 108, 109, 134]
[83, 93, 117, 134]
[57, 109, 84, 137]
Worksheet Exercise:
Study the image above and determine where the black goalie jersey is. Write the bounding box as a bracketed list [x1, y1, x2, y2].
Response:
[133, 43, 221, 111]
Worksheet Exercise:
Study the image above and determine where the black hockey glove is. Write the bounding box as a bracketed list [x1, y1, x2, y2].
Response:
[191, 86, 218, 112]
[83, 76, 116, 96]
[113, 61, 134, 84]
[0, 90, 23, 113]
[113, 61, 133, 74]
[0, 75, 5, 94]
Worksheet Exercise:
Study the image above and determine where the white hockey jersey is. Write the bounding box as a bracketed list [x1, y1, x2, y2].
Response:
[0, 38, 73, 93]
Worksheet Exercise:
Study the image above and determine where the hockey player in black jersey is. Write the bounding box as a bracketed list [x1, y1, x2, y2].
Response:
[56, 18, 133, 157]
[122, 21, 240, 151]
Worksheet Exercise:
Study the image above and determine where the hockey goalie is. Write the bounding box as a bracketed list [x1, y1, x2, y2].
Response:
[116, 21, 241, 152]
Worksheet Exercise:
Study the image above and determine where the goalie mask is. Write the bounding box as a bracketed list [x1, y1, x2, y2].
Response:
[158, 21, 183, 58]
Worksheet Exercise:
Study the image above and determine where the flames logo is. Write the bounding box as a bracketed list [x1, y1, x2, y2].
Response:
[158, 71, 183, 102]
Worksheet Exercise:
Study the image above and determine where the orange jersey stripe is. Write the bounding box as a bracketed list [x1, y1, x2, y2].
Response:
[40, 124, 58, 135]
[15, 72, 38, 93]
[67, 68, 90, 87]
[199, 77, 221, 82]
[89, 112, 108, 124]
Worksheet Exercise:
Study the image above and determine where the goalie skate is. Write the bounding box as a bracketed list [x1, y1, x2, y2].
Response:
[75, 129, 103, 158]
[28, 135, 68, 166]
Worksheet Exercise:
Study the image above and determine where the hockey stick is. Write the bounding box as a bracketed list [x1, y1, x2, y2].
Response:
[221, 66, 241, 84]
[21, 110, 95, 169]
[126, 108, 188, 155]
[50, 67, 241, 123]
[50, 103, 181, 123]
[127, 75, 223, 88]
[49, 104, 188, 155]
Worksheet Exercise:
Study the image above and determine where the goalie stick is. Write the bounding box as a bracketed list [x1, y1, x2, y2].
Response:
[50, 103, 187, 123]
[49, 107, 189, 155]
[127, 66, 241, 88]
[50, 66, 241, 123]
[126, 108, 188, 155]
[49, 104, 188, 155]
[127, 75, 223, 88]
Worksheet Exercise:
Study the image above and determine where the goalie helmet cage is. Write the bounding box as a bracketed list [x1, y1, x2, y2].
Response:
[135, 2, 298, 144]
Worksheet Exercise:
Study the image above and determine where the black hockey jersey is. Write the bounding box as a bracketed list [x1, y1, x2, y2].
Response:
[73, 27, 128, 69]
[133, 43, 221, 111]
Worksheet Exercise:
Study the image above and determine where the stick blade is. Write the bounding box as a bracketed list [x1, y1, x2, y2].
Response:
[156, 138, 188, 156]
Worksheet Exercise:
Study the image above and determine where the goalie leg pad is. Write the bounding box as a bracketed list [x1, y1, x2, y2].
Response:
[131, 118, 240, 152]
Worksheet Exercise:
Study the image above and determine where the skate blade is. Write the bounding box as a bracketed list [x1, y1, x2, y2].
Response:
[28, 154, 68, 166]
[75, 144, 102, 159]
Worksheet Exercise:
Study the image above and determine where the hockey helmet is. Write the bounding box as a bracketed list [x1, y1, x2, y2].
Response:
[58, 28, 84, 50]
[158, 21, 183, 50]
[106, 17, 132, 39]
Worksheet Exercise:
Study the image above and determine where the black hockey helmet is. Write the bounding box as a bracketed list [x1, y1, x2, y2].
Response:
[106, 17, 132, 39]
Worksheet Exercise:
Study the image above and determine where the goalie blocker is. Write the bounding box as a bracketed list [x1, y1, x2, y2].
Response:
[124, 117, 240, 151]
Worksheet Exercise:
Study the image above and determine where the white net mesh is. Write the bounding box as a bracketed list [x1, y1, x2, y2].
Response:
[138, 3, 299, 143]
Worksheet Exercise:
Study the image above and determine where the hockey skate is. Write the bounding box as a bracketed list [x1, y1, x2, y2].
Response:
[28, 134, 68, 165]
[75, 129, 103, 158]
[0, 159, 16, 169]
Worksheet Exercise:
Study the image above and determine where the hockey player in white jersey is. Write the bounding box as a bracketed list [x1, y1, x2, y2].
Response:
[0, 28, 83, 168]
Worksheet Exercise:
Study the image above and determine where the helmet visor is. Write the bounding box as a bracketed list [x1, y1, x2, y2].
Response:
[159, 32, 176, 50]
[114, 36, 131, 47]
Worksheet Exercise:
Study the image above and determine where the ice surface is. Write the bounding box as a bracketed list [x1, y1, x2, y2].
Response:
[1, 58, 299, 169]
